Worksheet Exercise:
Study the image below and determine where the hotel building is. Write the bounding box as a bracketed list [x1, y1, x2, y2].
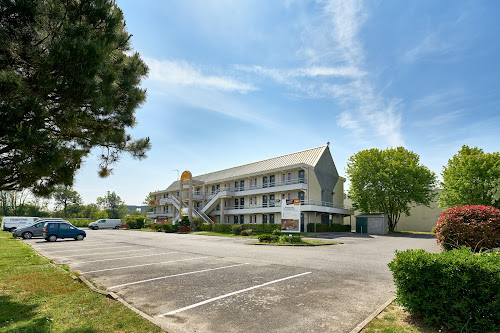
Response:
[147, 144, 353, 230]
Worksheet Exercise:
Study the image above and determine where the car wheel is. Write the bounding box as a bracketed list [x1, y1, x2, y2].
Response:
[114, 225, 120, 229]
[22, 232, 33, 239]
[48, 235, 57, 242]
[94, 226, 99, 230]
[75, 234, 85, 241]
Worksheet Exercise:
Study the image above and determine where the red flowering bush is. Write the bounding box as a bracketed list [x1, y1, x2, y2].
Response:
[178, 226, 191, 233]
[435, 205, 500, 251]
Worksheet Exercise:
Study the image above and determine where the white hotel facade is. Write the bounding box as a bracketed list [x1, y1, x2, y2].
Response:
[147, 144, 353, 230]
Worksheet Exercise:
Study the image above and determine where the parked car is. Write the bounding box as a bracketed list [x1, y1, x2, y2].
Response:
[88, 219, 121, 230]
[43, 221, 86, 242]
[2, 216, 39, 232]
[12, 218, 63, 239]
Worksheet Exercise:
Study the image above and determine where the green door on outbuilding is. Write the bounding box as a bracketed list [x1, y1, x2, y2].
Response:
[356, 217, 368, 233]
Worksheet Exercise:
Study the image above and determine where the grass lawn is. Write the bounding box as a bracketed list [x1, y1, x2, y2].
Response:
[0, 231, 163, 333]
[362, 301, 450, 333]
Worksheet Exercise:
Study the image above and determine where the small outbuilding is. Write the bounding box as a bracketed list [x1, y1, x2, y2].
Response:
[355, 214, 388, 234]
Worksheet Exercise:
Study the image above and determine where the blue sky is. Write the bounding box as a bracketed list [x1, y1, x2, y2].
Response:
[74, 0, 500, 205]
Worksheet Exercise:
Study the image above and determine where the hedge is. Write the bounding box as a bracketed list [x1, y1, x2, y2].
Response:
[306, 223, 350, 232]
[201, 223, 213, 231]
[435, 205, 500, 251]
[258, 234, 279, 243]
[388, 248, 500, 333]
[125, 217, 145, 229]
[163, 223, 178, 233]
[213, 223, 232, 232]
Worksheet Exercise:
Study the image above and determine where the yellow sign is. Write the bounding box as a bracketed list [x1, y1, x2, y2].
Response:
[148, 199, 155, 207]
[180, 170, 192, 181]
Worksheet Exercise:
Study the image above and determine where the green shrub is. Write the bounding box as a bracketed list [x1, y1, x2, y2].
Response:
[163, 223, 178, 233]
[306, 223, 350, 232]
[240, 223, 280, 232]
[388, 248, 500, 333]
[435, 205, 500, 251]
[178, 216, 190, 228]
[144, 221, 152, 229]
[126, 220, 138, 229]
[241, 229, 253, 236]
[191, 217, 204, 231]
[201, 223, 213, 231]
[153, 223, 163, 232]
[272, 229, 281, 236]
[125, 217, 144, 229]
[213, 223, 232, 232]
[232, 224, 243, 235]
[258, 234, 279, 243]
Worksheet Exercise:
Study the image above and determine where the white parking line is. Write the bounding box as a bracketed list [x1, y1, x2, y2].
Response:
[64, 248, 150, 257]
[81, 256, 209, 274]
[77, 252, 178, 263]
[157, 271, 312, 317]
[42, 245, 138, 253]
[108, 263, 250, 289]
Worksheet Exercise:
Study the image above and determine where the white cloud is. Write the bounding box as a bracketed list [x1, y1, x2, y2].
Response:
[144, 57, 256, 93]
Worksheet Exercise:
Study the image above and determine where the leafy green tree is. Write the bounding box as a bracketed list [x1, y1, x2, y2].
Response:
[96, 191, 127, 219]
[439, 145, 500, 209]
[0, 0, 150, 196]
[490, 179, 500, 207]
[52, 186, 83, 217]
[346, 147, 436, 232]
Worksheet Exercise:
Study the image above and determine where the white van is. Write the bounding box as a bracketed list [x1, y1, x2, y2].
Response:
[88, 219, 121, 230]
[2, 217, 39, 232]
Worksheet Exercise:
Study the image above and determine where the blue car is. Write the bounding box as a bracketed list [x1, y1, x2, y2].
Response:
[43, 221, 86, 242]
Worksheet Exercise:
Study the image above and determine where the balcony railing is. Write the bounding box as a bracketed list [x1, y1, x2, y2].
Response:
[206, 178, 307, 198]
[224, 200, 351, 210]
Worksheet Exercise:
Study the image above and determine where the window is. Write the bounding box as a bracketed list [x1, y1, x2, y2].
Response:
[240, 197, 244, 207]
[250, 215, 253, 223]
[270, 175, 275, 187]
[270, 214, 275, 224]
[282, 173, 285, 182]
[59, 223, 70, 229]
[263, 214, 268, 224]
[270, 194, 275, 206]
[287, 172, 291, 181]
[299, 191, 305, 202]
[250, 197, 253, 205]
[254, 196, 257, 205]
[234, 216, 238, 224]
[240, 215, 244, 224]
[299, 170, 305, 183]
[240, 180, 244, 190]
[282, 194, 285, 199]
[288, 193, 291, 200]
[263, 195, 267, 207]
[211, 185, 215, 193]
[235, 182, 239, 191]
[254, 215, 257, 223]
[250, 179, 253, 187]
[263, 176, 268, 188]
[216, 184, 220, 190]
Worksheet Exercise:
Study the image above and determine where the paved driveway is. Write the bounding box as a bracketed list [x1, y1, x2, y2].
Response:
[26, 230, 440, 333]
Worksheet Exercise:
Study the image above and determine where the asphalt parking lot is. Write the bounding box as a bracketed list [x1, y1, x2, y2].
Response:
[26, 230, 440, 333]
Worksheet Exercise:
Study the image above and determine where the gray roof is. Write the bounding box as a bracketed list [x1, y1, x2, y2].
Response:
[162, 145, 330, 192]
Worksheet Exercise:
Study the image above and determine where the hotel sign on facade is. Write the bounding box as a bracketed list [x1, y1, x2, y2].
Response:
[281, 199, 301, 233]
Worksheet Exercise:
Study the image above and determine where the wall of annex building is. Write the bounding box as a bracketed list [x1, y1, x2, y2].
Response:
[343, 191, 442, 232]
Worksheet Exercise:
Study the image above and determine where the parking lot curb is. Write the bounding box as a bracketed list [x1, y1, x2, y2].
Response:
[78, 275, 169, 332]
[348, 296, 396, 333]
